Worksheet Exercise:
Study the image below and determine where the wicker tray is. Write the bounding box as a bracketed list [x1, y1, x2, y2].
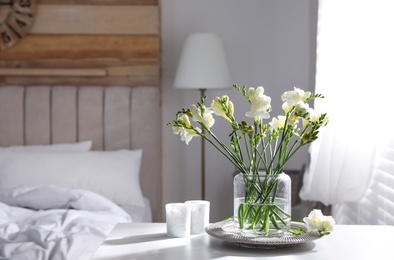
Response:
[205, 220, 322, 249]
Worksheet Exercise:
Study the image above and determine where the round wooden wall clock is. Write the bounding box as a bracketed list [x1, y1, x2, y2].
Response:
[0, 0, 37, 51]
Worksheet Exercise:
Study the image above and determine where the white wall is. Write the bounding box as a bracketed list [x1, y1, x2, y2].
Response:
[161, 0, 318, 222]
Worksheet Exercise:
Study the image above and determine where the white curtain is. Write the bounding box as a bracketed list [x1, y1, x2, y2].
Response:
[300, 0, 394, 206]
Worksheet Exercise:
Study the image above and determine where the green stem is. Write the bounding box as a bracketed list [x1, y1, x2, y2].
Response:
[203, 129, 248, 173]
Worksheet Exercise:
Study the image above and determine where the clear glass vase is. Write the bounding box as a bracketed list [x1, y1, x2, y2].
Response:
[233, 172, 291, 237]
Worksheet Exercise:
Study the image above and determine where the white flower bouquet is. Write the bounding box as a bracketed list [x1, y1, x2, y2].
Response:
[168, 84, 329, 235]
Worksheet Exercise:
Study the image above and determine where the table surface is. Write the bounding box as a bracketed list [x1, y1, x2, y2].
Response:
[91, 223, 394, 260]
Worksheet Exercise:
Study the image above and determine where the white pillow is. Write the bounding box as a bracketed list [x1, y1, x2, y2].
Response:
[0, 149, 144, 207]
[0, 140, 93, 152]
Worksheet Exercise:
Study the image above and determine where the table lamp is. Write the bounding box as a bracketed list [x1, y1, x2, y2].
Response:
[174, 33, 231, 200]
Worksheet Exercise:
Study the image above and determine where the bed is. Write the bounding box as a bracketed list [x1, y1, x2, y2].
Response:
[0, 85, 162, 259]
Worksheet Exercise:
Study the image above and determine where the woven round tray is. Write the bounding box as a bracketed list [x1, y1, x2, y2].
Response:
[205, 220, 322, 249]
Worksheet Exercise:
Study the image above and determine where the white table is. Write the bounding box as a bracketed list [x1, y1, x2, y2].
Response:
[91, 223, 394, 260]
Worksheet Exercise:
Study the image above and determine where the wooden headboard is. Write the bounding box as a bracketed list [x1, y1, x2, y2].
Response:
[0, 85, 162, 222]
[0, 1, 162, 221]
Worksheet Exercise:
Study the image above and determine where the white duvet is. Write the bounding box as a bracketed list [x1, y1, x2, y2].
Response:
[0, 186, 132, 260]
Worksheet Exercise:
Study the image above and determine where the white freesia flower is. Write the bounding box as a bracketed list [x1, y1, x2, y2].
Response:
[210, 96, 234, 122]
[281, 101, 299, 125]
[310, 110, 329, 125]
[322, 216, 335, 232]
[178, 114, 192, 128]
[281, 87, 311, 107]
[303, 209, 335, 236]
[269, 116, 286, 131]
[179, 127, 200, 145]
[173, 114, 200, 145]
[189, 104, 215, 129]
[303, 209, 325, 230]
[307, 108, 319, 122]
[282, 101, 292, 114]
[294, 102, 310, 117]
[172, 126, 181, 135]
[301, 118, 309, 130]
[246, 86, 271, 120]
[292, 102, 310, 128]
[302, 109, 329, 130]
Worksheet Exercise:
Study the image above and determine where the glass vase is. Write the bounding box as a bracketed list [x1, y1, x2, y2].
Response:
[233, 172, 291, 237]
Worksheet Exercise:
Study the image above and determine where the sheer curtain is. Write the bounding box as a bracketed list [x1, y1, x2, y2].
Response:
[300, 0, 394, 222]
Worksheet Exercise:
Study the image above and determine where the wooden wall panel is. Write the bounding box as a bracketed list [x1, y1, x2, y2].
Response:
[0, 1, 161, 87]
[39, 0, 159, 5]
[32, 5, 159, 35]
[0, 75, 160, 87]
[0, 35, 159, 60]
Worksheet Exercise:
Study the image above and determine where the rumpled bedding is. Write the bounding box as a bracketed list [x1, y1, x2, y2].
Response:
[0, 186, 132, 260]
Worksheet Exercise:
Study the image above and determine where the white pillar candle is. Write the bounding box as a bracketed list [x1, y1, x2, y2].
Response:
[185, 200, 210, 235]
[165, 203, 191, 237]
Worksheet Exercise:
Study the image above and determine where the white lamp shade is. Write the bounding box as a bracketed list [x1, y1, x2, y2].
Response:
[174, 33, 231, 90]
